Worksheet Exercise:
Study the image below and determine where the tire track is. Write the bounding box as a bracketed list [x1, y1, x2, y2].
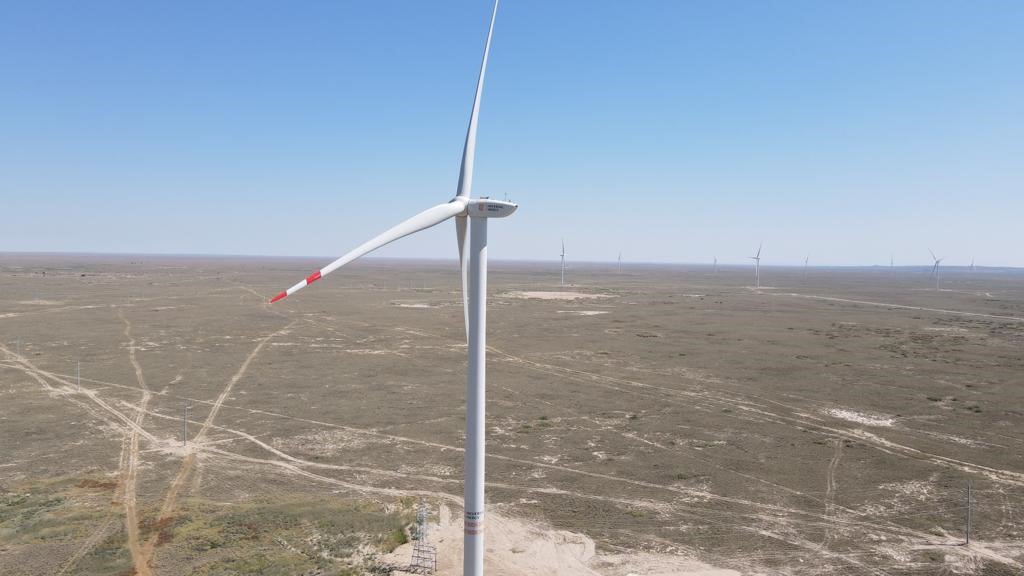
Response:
[8, 337, 1020, 571]
[492, 347, 1024, 487]
[138, 320, 296, 569]
[118, 310, 153, 576]
[55, 515, 119, 576]
[824, 437, 842, 546]
[771, 291, 1024, 323]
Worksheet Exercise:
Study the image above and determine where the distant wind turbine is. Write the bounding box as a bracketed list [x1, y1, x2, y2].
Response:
[971, 257, 975, 272]
[803, 254, 809, 281]
[560, 238, 566, 286]
[713, 256, 718, 274]
[269, 3, 510, 574]
[929, 249, 944, 291]
[749, 243, 763, 288]
[617, 251, 622, 274]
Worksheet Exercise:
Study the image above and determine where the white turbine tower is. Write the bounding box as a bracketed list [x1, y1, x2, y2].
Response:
[749, 243, 762, 288]
[929, 249, 944, 291]
[269, 3, 510, 575]
[803, 254, 809, 281]
[713, 256, 718, 274]
[560, 238, 566, 286]
[617, 251, 622, 274]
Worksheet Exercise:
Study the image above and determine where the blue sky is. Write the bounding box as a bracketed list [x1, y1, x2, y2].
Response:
[2, 1, 1021, 266]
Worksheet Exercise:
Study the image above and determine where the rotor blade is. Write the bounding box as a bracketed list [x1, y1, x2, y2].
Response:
[456, 215, 470, 340]
[756, 242, 762, 258]
[928, 248, 937, 261]
[270, 200, 466, 303]
[454, 0, 499, 200]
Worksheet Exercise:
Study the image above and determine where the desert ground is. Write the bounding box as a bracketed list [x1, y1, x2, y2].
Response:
[1, 253, 1022, 575]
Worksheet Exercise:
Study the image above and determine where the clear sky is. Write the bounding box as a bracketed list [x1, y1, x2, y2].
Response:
[2, 1, 1021, 266]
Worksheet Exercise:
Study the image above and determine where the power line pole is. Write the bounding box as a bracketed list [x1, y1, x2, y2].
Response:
[182, 401, 191, 446]
[966, 480, 972, 545]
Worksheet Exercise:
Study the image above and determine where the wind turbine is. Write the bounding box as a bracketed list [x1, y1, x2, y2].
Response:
[713, 256, 718, 274]
[560, 238, 566, 286]
[269, 3, 511, 575]
[617, 251, 622, 274]
[971, 257, 975, 272]
[803, 254, 809, 281]
[749, 243, 762, 288]
[929, 249, 943, 291]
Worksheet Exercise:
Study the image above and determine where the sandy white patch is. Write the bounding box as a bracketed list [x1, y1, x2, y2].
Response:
[272, 428, 389, 458]
[878, 479, 937, 501]
[382, 504, 741, 576]
[557, 310, 610, 316]
[505, 291, 613, 301]
[17, 299, 65, 305]
[827, 409, 894, 427]
[392, 302, 435, 309]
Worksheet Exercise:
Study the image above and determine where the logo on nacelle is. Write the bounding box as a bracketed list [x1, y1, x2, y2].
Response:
[468, 199, 517, 219]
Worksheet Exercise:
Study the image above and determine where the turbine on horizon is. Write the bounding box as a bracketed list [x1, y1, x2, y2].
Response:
[749, 243, 762, 288]
[929, 249, 944, 291]
[617, 251, 622, 274]
[713, 256, 718, 274]
[560, 238, 566, 286]
[803, 254, 809, 281]
[269, 3, 509, 574]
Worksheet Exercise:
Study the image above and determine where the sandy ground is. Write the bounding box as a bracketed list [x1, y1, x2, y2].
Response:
[2, 255, 1023, 575]
[383, 504, 742, 576]
[505, 291, 613, 300]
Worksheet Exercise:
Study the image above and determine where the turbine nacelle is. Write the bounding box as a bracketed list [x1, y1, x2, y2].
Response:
[468, 198, 518, 218]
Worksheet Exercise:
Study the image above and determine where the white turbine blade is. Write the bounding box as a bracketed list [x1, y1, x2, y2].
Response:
[271, 200, 466, 303]
[456, 215, 470, 339]
[928, 248, 937, 262]
[455, 0, 499, 199]
[756, 242, 762, 258]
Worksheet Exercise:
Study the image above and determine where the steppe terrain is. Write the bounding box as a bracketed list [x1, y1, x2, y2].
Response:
[1, 253, 1022, 575]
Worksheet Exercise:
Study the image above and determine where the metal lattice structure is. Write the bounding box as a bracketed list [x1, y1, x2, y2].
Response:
[409, 504, 436, 574]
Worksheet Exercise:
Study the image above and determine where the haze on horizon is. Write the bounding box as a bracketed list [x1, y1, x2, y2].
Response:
[1, 1, 1021, 267]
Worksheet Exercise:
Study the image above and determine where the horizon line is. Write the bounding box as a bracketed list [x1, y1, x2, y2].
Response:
[1, 251, 1020, 271]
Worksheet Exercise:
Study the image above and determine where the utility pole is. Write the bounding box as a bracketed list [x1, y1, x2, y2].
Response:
[966, 480, 972, 545]
[182, 401, 191, 446]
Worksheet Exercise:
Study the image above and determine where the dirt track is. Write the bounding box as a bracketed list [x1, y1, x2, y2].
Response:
[1, 255, 1022, 575]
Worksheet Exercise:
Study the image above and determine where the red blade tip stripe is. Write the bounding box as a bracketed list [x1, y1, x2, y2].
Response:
[269, 292, 287, 304]
[306, 270, 322, 284]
